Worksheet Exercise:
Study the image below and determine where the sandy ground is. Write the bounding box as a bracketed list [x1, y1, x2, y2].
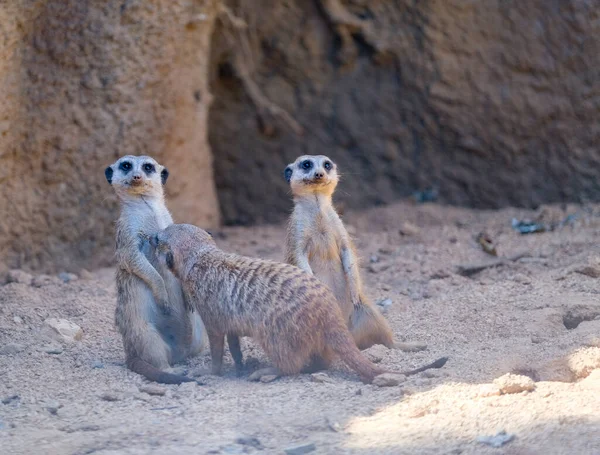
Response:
[1, 201, 600, 455]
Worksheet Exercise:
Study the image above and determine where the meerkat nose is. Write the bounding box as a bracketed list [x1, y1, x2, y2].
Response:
[132, 173, 142, 180]
[314, 172, 324, 179]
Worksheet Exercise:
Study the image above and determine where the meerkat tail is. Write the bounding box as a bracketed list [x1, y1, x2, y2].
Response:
[326, 325, 385, 384]
[400, 356, 449, 376]
[350, 302, 395, 350]
[128, 357, 195, 385]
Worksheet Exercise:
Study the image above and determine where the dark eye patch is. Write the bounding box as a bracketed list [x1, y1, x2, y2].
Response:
[300, 160, 313, 172]
[143, 163, 155, 174]
[119, 161, 132, 173]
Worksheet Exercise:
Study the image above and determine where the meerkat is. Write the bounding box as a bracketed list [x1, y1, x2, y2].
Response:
[284, 155, 394, 350]
[148, 223, 446, 383]
[105, 155, 207, 384]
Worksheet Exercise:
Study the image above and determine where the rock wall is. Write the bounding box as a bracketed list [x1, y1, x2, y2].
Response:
[209, 0, 600, 225]
[0, 0, 220, 272]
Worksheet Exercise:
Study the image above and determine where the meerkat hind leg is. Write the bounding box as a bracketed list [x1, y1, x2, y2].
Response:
[227, 334, 245, 376]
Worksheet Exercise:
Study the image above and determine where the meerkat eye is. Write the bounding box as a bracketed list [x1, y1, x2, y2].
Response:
[324, 161, 332, 170]
[119, 161, 132, 172]
[301, 160, 313, 170]
[143, 163, 155, 173]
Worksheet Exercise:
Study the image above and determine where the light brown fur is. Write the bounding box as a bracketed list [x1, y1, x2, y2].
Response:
[105, 156, 207, 384]
[284, 155, 394, 350]
[150, 224, 388, 384]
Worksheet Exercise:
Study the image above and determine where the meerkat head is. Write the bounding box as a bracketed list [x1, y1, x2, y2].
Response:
[149, 224, 215, 277]
[104, 155, 169, 199]
[284, 155, 339, 198]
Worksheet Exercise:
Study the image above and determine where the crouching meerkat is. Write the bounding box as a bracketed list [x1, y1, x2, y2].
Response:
[148, 224, 446, 384]
[105, 155, 207, 384]
[284, 155, 394, 350]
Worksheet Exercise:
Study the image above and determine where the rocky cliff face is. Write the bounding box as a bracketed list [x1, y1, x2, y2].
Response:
[0, 0, 220, 272]
[209, 0, 600, 225]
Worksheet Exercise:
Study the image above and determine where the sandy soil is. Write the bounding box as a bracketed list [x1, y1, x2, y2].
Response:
[1, 201, 600, 455]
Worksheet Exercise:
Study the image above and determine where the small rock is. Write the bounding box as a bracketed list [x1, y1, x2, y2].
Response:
[32, 275, 61, 288]
[368, 263, 390, 274]
[0, 343, 25, 355]
[310, 372, 334, 384]
[575, 264, 600, 279]
[79, 269, 93, 280]
[235, 437, 263, 450]
[44, 401, 60, 415]
[376, 298, 393, 311]
[394, 342, 428, 353]
[44, 318, 83, 342]
[259, 374, 278, 383]
[6, 269, 33, 285]
[13, 316, 23, 324]
[2, 395, 20, 405]
[369, 255, 380, 263]
[365, 344, 387, 363]
[373, 373, 406, 387]
[493, 373, 535, 394]
[476, 430, 515, 448]
[139, 384, 167, 396]
[378, 247, 393, 255]
[91, 360, 104, 369]
[100, 392, 122, 402]
[380, 284, 391, 291]
[284, 442, 316, 455]
[513, 273, 532, 285]
[399, 222, 420, 236]
[476, 384, 501, 397]
[44, 345, 63, 355]
[58, 272, 78, 283]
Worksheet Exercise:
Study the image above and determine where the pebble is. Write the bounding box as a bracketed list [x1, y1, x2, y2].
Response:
[369, 255, 380, 263]
[45, 401, 60, 415]
[575, 264, 600, 278]
[376, 298, 393, 311]
[493, 373, 535, 394]
[100, 392, 122, 402]
[91, 360, 104, 369]
[44, 345, 64, 355]
[368, 263, 390, 274]
[0, 343, 25, 355]
[13, 316, 23, 324]
[373, 373, 406, 387]
[2, 395, 20, 405]
[380, 284, 391, 291]
[259, 375, 278, 383]
[139, 384, 167, 396]
[476, 430, 515, 448]
[395, 342, 428, 352]
[44, 318, 83, 342]
[32, 275, 61, 287]
[310, 372, 334, 384]
[6, 269, 33, 285]
[399, 222, 420, 236]
[58, 272, 78, 283]
[79, 269, 93, 280]
[235, 437, 263, 450]
[284, 442, 316, 455]
[512, 273, 531, 285]
[365, 345, 387, 363]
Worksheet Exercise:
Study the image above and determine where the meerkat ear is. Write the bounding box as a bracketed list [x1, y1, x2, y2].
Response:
[104, 166, 113, 184]
[161, 167, 169, 185]
[284, 166, 293, 183]
[165, 251, 174, 270]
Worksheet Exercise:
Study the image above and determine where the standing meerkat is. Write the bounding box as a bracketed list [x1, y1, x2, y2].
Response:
[148, 224, 446, 383]
[284, 155, 394, 350]
[105, 155, 207, 384]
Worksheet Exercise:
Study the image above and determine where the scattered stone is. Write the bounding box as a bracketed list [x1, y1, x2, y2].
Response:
[79, 269, 93, 280]
[378, 247, 393, 255]
[493, 373, 535, 394]
[139, 384, 167, 396]
[376, 298, 393, 311]
[44, 345, 63, 355]
[399, 222, 420, 236]
[476, 430, 515, 448]
[91, 360, 104, 369]
[530, 336, 544, 344]
[365, 345, 387, 363]
[58, 272, 78, 283]
[44, 401, 61, 415]
[284, 442, 316, 455]
[235, 437, 263, 450]
[13, 316, 23, 324]
[430, 270, 450, 279]
[310, 372, 334, 384]
[574, 264, 600, 279]
[325, 418, 341, 432]
[476, 384, 501, 397]
[100, 392, 122, 402]
[32, 275, 61, 287]
[368, 262, 390, 274]
[6, 269, 33, 285]
[567, 347, 600, 379]
[512, 273, 531, 285]
[369, 255, 380, 263]
[373, 373, 406, 387]
[0, 343, 25, 355]
[355, 388, 362, 396]
[260, 374, 278, 383]
[2, 395, 20, 405]
[380, 284, 391, 291]
[44, 318, 83, 342]
[395, 342, 427, 353]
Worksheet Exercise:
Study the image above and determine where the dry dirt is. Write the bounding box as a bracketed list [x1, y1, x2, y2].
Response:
[1, 201, 600, 454]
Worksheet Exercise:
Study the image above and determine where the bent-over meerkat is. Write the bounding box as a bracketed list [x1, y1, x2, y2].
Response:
[149, 224, 446, 383]
[105, 155, 207, 384]
[284, 155, 394, 350]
